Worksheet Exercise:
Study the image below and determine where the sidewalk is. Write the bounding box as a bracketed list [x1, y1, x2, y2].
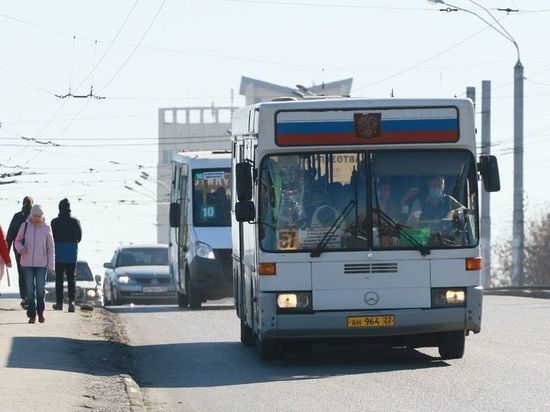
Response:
[0, 298, 131, 412]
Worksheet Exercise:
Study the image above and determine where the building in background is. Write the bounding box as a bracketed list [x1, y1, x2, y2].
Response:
[156, 76, 353, 242]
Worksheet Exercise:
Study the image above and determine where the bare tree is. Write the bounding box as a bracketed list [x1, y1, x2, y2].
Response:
[493, 210, 550, 286]
[524, 212, 550, 285]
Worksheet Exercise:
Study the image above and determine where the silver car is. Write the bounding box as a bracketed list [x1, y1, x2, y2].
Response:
[103, 244, 176, 305]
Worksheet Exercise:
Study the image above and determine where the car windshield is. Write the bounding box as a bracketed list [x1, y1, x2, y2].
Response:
[192, 168, 231, 227]
[76, 262, 94, 280]
[258, 150, 478, 253]
[116, 248, 168, 267]
[46, 261, 94, 282]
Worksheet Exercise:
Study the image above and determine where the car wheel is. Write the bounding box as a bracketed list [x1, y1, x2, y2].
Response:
[438, 331, 465, 360]
[111, 283, 120, 306]
[185, 271, 201, 309]
[103, 283, 112, 306]
[177, 291, 189, 308]
[240, 317, 255, 347]
[256, 335, 282, 361]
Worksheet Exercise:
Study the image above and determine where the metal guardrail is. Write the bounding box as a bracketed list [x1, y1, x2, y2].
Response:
[486, 286, 550, 291]
[484, 286, 550, 299]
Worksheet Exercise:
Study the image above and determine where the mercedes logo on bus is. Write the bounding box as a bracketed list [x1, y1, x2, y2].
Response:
[364, 292, 379, 305]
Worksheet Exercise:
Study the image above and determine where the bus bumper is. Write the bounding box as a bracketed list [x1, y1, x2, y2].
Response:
[188, 249, 233, 298]
[260, 286, 482, 340]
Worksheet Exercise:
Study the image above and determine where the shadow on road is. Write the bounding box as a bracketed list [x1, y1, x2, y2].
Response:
[7, 336, 131, 377]
[129, 341, 449, 389]
[107, 304, 234, 314]
[7, 337, 448, 389]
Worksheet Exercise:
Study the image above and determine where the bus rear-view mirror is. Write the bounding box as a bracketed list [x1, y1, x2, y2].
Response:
[235, 201, 255, 222]
[236, 162, 253, 201]
[95, 275, 102, 284]
[169, 202, 181, 228]
[478, 155, 501, 192]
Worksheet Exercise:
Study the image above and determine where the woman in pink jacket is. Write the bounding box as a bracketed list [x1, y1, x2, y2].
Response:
[15, 204, 55, 324]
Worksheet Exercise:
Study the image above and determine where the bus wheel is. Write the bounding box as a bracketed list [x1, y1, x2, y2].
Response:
[177, 291, 189, 308]
[438, 331, 465, 360]
[185, 273, 201, 309]
[257, 336, 282, 360]
[240, 318, 255, 347]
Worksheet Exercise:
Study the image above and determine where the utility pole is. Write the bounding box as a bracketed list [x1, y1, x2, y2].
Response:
[481, 80, 491, 287]
[512, 61, 525, 286]
[428, 0, 525, 286]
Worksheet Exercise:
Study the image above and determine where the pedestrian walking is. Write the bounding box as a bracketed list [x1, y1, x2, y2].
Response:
[6, 196, 34, 308]
[14, 204, 55, 324]
[51, 198, 82, 313]
[0, 224, 13, 294]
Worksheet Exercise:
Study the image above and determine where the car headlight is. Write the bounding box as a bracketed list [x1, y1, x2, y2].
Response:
[196, 241, 215, 259]
[118, 275, 133, 284]
[431, 288, 466, 307]
[276, 292, 312, 313]
[86, 289, 96, 298]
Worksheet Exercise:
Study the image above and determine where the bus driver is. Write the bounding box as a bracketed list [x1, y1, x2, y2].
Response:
[406, 176, 462, 226]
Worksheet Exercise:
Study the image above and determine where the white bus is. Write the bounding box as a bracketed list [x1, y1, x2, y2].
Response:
[231, 97, 500, 360]
[169, 151, 233, 309]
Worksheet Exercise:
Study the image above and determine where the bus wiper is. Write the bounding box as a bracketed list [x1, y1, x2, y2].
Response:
[311, 200, 355, 258]
[372, 207, 431, 257]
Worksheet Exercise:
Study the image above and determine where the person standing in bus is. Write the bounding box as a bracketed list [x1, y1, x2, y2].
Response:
[407, 176, 461, 226]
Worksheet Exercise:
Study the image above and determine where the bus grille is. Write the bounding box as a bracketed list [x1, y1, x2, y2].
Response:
[344, 263, 398, 274]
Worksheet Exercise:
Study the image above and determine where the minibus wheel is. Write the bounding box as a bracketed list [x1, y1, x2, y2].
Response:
[177, 291, 188, 308]
[438, 331, 465, 359]
[185, 271, 202, 309]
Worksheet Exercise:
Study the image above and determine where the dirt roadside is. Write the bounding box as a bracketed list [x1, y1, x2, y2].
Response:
[0, 298, 141, 411]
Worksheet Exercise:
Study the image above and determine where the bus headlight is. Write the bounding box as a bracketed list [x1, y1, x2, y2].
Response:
[86, 289, 96, 298]
[196, 241, 215, 259]
[277, 292, 312, 312]
[431, 288, 466, 307]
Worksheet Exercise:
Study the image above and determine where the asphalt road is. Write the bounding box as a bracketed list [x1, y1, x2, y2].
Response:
[110, 296, 550, 412]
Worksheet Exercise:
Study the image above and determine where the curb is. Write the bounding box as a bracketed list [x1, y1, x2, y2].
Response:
[121, 374, 146, 412]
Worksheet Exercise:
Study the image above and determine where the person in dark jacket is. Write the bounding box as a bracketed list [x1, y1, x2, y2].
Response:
[51, 198, 82, 312]
[6, 196, 34, 308]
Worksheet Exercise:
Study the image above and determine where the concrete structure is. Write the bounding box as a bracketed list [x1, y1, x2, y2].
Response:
[240, 76, 353, 105]
[156, 76, 353, 242]
[156, 106, 235, 243]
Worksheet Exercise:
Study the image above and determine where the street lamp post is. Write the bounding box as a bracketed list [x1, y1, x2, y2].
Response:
[428, 0, 524, 285]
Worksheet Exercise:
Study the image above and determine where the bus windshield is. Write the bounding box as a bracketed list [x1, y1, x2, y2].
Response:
[192, 168, 231, 227]
[259, 150, 478, 253]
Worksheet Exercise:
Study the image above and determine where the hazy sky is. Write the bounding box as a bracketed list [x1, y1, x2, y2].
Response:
[1, 0, 550, 281]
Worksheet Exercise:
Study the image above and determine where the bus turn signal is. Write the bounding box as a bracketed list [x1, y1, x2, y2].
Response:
[465, 257, 482, 271]
[258, 262, 276, 276]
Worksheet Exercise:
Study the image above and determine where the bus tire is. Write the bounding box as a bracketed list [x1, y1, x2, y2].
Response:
[185, 272, 201, 309]
[257, 336, 282, 360]
[438, 331, 465, 359]
[177, 291, 189, 308]
[240, 318, 255, 347]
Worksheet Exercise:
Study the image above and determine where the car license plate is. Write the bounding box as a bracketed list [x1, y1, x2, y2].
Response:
[347, 315, 395, 328]
[143, 286, 168, 293]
